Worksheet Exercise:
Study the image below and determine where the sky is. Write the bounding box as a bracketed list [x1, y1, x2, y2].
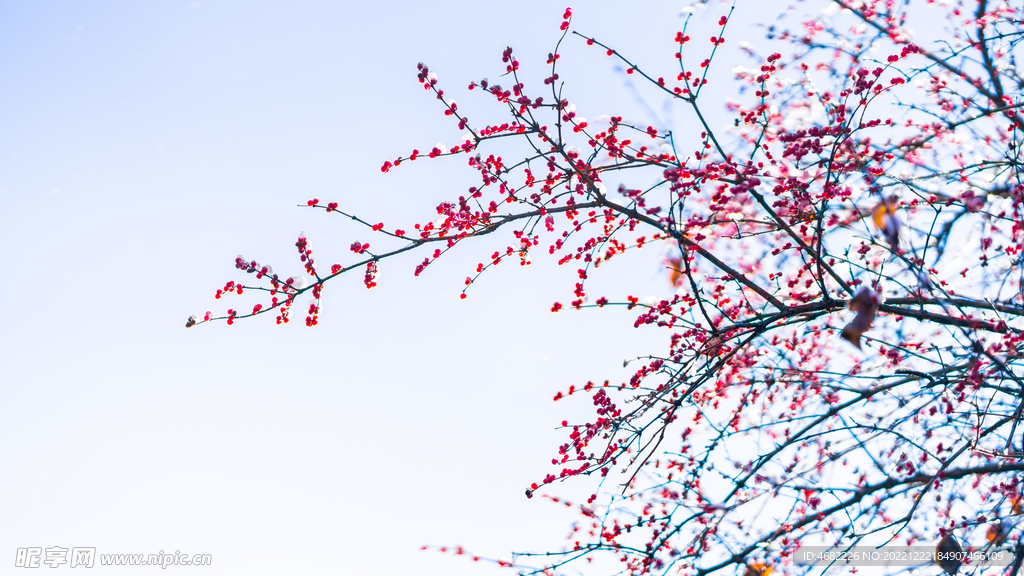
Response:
[0, 1, 812, 574]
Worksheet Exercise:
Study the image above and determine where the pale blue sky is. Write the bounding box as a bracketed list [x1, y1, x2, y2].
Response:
[1, 1, 797, 574]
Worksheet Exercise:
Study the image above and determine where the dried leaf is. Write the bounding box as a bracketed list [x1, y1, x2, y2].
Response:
[840, 288, 879, 349]
[666, 256, 683, 288]
[935, 534, 962, 575]
[744, 562, 773, 576]
[872, 196, 900, 251]
[986, 523, 1008, 546]
[871, 196, 897, 228]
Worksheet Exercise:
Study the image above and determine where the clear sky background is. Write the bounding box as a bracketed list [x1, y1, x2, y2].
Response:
[1, 1, 812, 574]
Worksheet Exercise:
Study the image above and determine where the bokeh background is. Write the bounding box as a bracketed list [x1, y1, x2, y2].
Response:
[2, 1, 795, 573]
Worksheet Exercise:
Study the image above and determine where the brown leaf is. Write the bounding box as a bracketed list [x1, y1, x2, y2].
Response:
[935, 534, 963, 575]
[840, 288, 879, 349]
[986, 523, 1008, 546]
